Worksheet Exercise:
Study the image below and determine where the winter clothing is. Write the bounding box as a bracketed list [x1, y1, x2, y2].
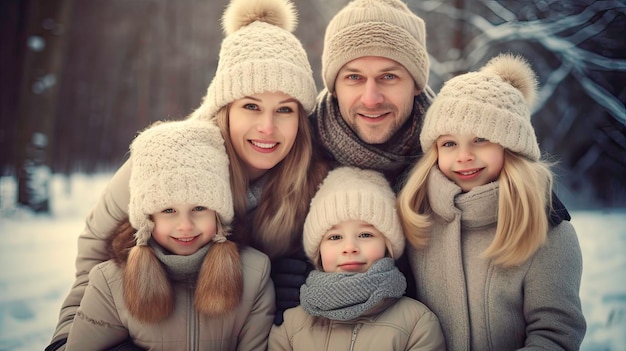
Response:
[269, 296, 445, 350]
[269, 167, 446, 350]
[65, 242, 274, 351]
[303, 167, 405, 262]
[299, 258, 406, 321]
[128, 119, 233, 246]
[408, 168, 585, 350]
[419, 54, 541, 161]
[191, 0, 316, 120]
[310, 89, 435, 186]
[322, 0, 429, 93]
[48, 0, 316, 348]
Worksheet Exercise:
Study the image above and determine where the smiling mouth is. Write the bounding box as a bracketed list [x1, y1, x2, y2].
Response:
[359, 112, 387, 119]
[175, 236, 198, 243]
[456, 169, 481, 176]
[250, 140, 278, 149]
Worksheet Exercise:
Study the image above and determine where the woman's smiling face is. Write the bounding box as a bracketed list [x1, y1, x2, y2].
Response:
[228, 91, 300, 180]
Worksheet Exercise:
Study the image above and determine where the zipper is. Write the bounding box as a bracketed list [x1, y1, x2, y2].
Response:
[187, 285, 199, 351]
[349, 323, 363, 351]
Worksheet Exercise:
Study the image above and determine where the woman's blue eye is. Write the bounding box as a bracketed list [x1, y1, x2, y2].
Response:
[193, 206, 206, 212]
[243, 103, 258, 110]
[162, 208, 175, 214]
[277, 106, 294, 113]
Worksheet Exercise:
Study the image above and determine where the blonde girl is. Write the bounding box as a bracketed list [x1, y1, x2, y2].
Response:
[398, 54, 586, 350]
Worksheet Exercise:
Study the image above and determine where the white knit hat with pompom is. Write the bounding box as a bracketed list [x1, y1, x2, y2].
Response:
[420, 53, 541, 161]
[191, 0, 317, 120]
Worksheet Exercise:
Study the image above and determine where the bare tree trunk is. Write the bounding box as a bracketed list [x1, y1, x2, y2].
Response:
[16, 0, 73, 212]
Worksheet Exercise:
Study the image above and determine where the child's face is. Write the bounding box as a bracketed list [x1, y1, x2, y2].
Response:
[151, 203, 218, 256]
[319, 220, 387, 273]
[436, 134, 504, 192]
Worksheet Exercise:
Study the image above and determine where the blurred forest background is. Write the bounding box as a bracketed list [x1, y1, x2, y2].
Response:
[1, 0, 625, 212]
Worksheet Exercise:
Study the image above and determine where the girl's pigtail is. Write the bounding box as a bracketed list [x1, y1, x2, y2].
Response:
[195, 222, 242, 316]
[123, 241, 173, 323]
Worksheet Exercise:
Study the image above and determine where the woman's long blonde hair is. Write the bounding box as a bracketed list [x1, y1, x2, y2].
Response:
[398, 147, 553, 267]
[214, 104, 329, 259]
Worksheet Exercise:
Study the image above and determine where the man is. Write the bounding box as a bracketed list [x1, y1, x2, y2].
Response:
[310, 0, 435, 185]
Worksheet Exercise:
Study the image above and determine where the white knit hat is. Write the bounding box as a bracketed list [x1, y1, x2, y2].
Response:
[303, 166, 405, 263]
[192, 0, 317, 120]
[420, 54, 541, 161]
[128, 119, 233, 246]
[322, 0, 429, 93]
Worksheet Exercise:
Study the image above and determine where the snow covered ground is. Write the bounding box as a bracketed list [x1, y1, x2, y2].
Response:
[0, 174, 625, 351]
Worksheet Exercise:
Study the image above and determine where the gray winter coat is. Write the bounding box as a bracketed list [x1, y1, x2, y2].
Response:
[408, 169, 586, 350]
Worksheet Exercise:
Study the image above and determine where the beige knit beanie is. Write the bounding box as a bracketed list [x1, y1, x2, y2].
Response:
[129, 119, 233, 246]
[322, 0, 429, 93]
[420, 53, 541, 161]
[303, 166, 405, 264]
[191, 0, 317, 121]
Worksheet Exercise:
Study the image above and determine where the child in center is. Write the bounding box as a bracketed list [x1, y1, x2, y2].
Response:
[269, 166, 445, 350]
[397, 53, 586, 350]
[65, 119, 274, 350]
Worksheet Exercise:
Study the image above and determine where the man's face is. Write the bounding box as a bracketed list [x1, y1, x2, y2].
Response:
[334, 56, 419, 144]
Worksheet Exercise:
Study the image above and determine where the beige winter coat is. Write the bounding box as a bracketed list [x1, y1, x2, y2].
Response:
[65, 245, 274, 351]
[268, 297, 446, 350]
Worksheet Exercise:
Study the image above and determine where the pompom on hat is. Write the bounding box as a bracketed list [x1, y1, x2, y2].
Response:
[322, 0, 429, 93]
[303, 166, 405, 266]
[190, 0, 317, 120]
[420, 53, 541, 161]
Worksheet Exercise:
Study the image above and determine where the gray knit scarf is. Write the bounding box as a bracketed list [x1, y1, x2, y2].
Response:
[300, 257, 406, 321]
[311, 88, 433, 177]
[149, 238, 210, 283]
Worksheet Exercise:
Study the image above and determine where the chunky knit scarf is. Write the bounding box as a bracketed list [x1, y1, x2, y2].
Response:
[300, 257, 406, 321]
[311, 88, 433, 178]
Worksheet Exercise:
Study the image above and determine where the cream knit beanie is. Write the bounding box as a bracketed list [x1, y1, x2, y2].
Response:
[322, 0, 429, 93]
[128, 119, 233, 246]
[191, 0, 317, 120]
[303, 166, 405, 264]
[420, 53, 541, 161]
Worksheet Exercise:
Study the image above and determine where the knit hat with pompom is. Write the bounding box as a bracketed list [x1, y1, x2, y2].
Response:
[420, 53, 541, 161]
[303, 166, 405, 265]
[190, 0, 316, 120]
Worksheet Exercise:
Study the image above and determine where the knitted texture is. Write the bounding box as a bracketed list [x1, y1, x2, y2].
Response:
[322, 0, 429, 92]
[128, 120, 232, 246]
[312, 89, 429, 177]
[300, 257, 406, 320]
[303, 166, 405, 262]
[192, 0, 316, 120]
[420, 54, 541, 161]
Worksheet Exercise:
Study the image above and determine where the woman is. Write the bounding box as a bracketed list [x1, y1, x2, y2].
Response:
[46, 0, 329, 349]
